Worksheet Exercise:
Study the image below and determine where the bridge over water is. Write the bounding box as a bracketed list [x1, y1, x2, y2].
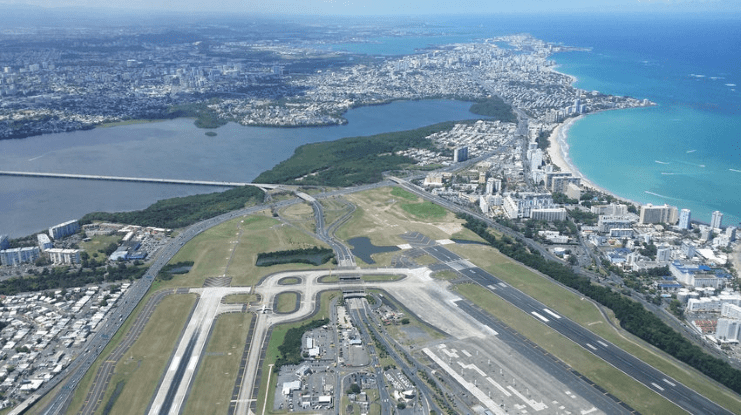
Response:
[0, 170, 284, 191]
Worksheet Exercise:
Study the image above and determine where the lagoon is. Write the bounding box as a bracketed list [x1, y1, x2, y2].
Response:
[0, 100, 477, 237]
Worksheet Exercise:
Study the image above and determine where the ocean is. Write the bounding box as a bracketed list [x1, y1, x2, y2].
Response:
[331, 13, 741, 226]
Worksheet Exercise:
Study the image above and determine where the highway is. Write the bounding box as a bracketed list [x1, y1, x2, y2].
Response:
[419, 242, 734, 415]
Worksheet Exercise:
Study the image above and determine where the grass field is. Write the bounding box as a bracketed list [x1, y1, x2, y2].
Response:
[278, 202, 316, 234]
[277, 277, 301, 285]
[70, 293, 197, 415]
[449, 243, 741, 414]
[399, 201, 447, 220]
[275, 292, 299, 313]
[258, 291, 338, 415]
[80, 234, 123, 256]
[455, 284, 681, 415]
[390, 187, 419, 202]
[336, 187, 480, 248]
[319, 198, 354, 228]
[164, 214, 329, 288]
[182, 313, 254, 415]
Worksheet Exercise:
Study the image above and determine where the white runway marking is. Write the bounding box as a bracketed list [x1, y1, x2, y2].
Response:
[542, 308, 561, 319]
[531, 311, 549, 323]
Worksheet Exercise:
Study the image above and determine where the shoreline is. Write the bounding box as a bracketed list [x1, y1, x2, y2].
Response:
[547, 114, 640, 206]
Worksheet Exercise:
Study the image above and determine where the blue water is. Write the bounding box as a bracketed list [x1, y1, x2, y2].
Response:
[547, 15, 741, 226]
[0, 100, 477, 237]
[334, 13, 741, 226]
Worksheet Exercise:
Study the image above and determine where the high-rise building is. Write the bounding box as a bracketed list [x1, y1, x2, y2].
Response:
[453, 146, 468, 163]
[711, 210, 723, 229]
[49, 220, 80, 240]
[0, 234, 8, 250]
[678, 209, 692, 229]
[639, 204, 679, 225]
[0, 247, 40, 266]
[485, 178, 495, 195]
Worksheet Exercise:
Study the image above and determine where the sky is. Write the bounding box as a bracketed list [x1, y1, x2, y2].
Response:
[0, 0, 737, 15]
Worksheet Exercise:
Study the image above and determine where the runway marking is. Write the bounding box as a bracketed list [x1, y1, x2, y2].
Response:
[498, 282, 508, 288]
[662, 378, 676, 387]
[542, 308, 561, 319]
[531, 311, 549, 323]
[457, 361, 487, 376]
[597, 340, 608, 348]
[486, 377, 512, 396]
[586, 343, 597, 351]
[461, 349, 472, 357]
[507, 385, 548, 411]
[487, 285, 497, 290]
[581, 407, 598, 414]
[651, 382, 665, 391]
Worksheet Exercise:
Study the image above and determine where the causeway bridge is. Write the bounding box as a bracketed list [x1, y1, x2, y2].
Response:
[0, 170, 284, 191]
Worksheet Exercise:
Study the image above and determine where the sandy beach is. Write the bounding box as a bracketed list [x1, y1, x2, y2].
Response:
[547, 115, 640, 205]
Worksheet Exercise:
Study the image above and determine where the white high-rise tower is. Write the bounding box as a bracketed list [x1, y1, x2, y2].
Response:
[711, 210, 723, 229]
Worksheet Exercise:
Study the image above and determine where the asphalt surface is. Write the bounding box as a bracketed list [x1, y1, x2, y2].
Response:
[421, 242, 734, 415]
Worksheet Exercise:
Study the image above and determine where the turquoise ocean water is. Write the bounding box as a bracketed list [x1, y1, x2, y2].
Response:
[333, 14, 741, 226]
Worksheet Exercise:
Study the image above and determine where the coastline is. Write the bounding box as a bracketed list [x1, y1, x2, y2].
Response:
[547, 114, 640, 206]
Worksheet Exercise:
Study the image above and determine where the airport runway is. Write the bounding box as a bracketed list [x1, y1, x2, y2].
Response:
[420, 242, 734, 415]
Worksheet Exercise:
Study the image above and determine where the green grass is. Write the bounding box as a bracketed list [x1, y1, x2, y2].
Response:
[182, 313, 253, 415]
[400, 201, 446, 220]
[80, 234, 123, 255]
[275, 292, 299, 313]
[455, 284, 680, 415]
[164, 214, 328, 288]
[91, 294, 197, 415]
[278, 277, 301, 285]
[390, 187, 419, 202]
[336, 187, 470, 248]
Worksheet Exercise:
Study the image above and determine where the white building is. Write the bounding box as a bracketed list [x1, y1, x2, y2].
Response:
[710, 210, 723, 229]
[37, 233, 53, 251]
[0, 247, 40, 266]
[678, 209, 692, 229]
[502, 193, 554, 219]
[639, 204, 678, 225]
[49, 220, 80, 240]
[46, 248, 82, 265]
[591, 204, 629, 216]
[530, 208, 567, 222]
[598, 215, 635, 233]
